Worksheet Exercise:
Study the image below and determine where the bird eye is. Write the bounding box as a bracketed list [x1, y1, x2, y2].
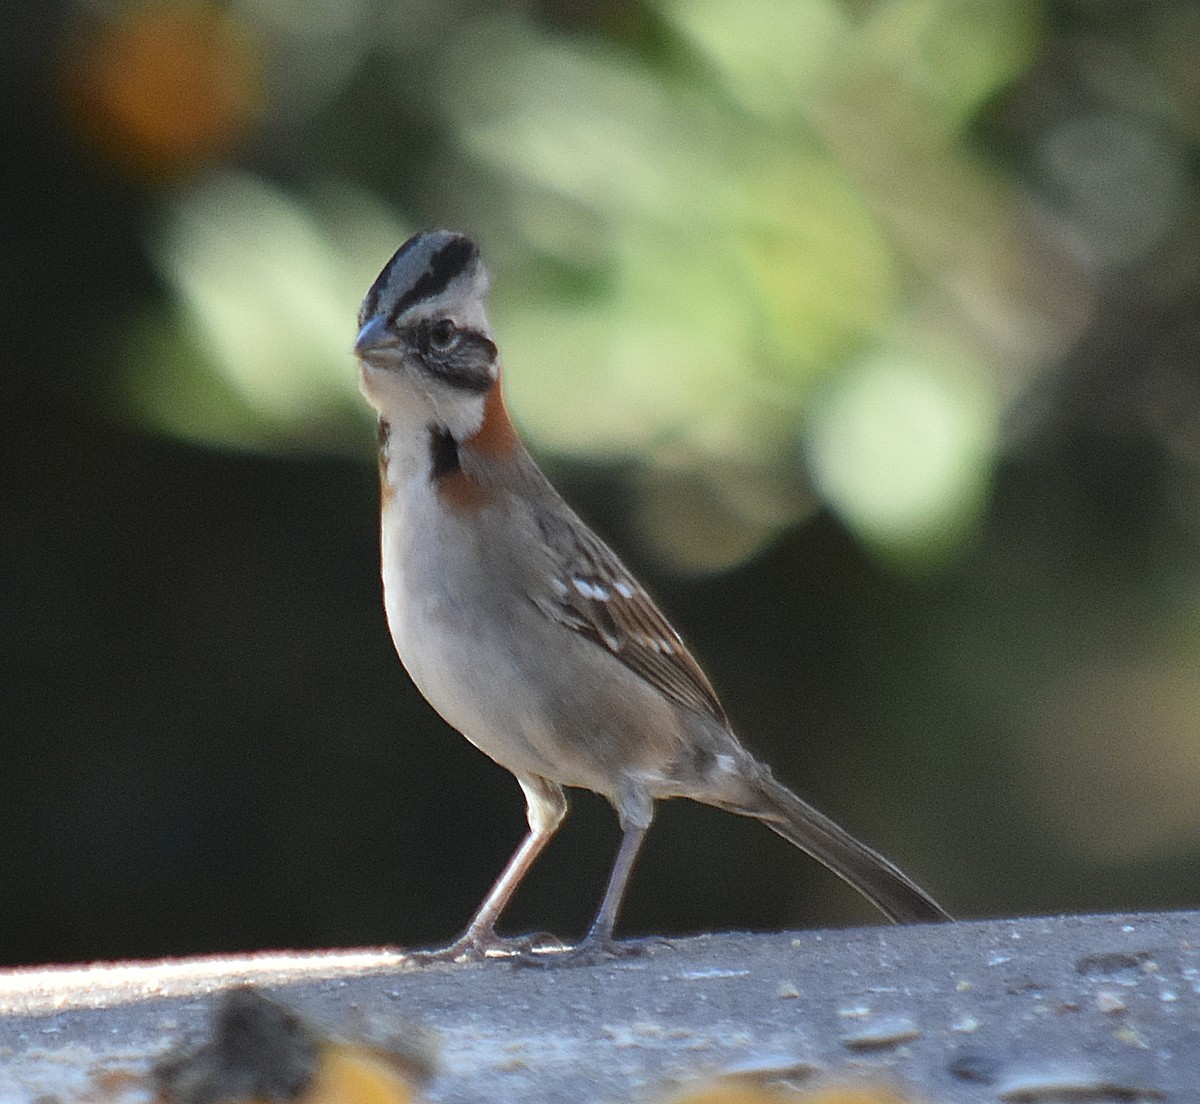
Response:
[428, 319, 458, 351]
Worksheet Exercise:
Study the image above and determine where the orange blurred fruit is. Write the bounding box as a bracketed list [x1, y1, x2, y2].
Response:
[61, 1, 263, 181]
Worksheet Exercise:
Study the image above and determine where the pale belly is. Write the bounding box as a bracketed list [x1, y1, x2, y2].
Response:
[378, 484, 692, 803]
[381, 499, 610, 791]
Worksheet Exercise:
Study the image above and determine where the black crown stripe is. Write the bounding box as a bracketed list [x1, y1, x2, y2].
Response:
[389, 236, 478, 323]
[362, 232, 423, 321]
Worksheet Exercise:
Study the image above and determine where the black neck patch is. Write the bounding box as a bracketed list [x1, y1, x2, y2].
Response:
[428, 425, 461, 480]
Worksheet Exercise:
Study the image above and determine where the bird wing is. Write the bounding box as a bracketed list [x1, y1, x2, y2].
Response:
[532, 513, 727, 725]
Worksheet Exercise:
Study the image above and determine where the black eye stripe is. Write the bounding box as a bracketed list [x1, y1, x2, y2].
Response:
[404, 322, 496, 393]
[422, 326, 496, 393]
[411, 321, 491, 354]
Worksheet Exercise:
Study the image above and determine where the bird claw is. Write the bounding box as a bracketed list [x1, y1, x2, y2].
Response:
[512, 934, 667, 969]
[513, 930, 572, 955]
[405, 929, 568, 965]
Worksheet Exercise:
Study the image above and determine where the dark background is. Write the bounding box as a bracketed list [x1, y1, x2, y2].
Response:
[4, 1, 1200, 966]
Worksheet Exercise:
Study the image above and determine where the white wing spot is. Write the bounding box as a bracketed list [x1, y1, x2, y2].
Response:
[573, 576, 610, 602]
[615, 580, 635, 599]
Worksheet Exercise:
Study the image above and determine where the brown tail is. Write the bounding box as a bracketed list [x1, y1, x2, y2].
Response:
[731, 769, 951, 923]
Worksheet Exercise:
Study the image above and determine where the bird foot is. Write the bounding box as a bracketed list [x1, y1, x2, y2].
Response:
[513, 934, 668, 969]
[405, 929, 568, 965]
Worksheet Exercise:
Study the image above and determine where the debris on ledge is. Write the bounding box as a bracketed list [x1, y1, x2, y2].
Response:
[1, 911, 1194, 1103]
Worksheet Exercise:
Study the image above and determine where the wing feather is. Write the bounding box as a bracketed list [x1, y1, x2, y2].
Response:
[533, 514, 727, 725]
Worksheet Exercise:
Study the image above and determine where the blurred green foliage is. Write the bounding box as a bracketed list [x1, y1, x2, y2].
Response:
[5, 0, 1200, 964]
[111, 0, 1070, 570]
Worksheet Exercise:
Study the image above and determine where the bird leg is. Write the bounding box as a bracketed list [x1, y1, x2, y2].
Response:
[410, 776, 567, 964]
[518, 815, 655, 967]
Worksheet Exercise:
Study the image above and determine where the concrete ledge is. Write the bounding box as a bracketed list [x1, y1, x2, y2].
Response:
[2, 911, 1195, 1102]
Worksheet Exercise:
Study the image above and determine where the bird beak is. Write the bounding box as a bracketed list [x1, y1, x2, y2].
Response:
[354, 317, 392, 358]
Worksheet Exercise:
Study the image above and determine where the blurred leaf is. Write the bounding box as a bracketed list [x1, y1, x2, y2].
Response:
[864, 0, 1044, 130]
[663, 0, 848, 121]
[118, 306, 275, 449]
[451, 23, 743, 223]
[737, 155, 898, 371]
[1022, 648, 1200, 861]
[450, 21, 900, 467]
[113, 0, 1065, 570]
[634, 459, 815, 574]
[131, 171, 405, 449]
[1148, 7, 1200, 143]
[804, 347, 994, 568]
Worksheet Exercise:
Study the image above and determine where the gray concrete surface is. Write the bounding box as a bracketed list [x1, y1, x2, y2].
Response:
[1, 911, 1195, 1102]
